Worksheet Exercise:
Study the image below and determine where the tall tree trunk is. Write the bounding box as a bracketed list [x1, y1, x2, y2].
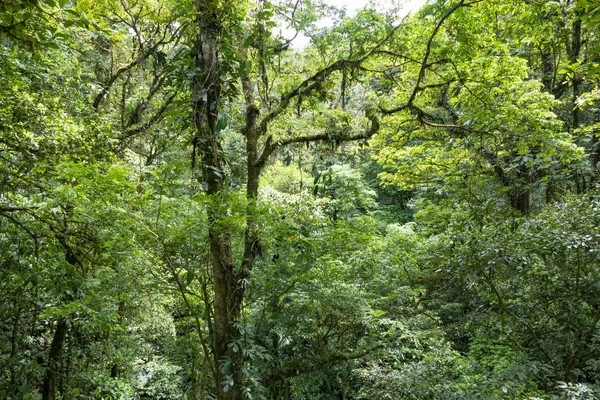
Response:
[482, 150, 530, 213]
[509, 162, 530, 213]
[190, 3, 392, 398]
[42, 318, 69, 400]
[567, 16, 584, 193]
[540, 48, 555, 93]
[568, 17, 582, 130]
[510, 188, 530, 214]
[192, 2, 245, 399]
[592, 120, 600, 185]
[9, 297, 22, 392]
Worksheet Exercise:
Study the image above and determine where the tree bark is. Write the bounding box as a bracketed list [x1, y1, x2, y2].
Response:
[510, 188, 530, 214]
[568, 17, 582, 131]
[188, 3, 426, 398]
[592, 123, 600, 185]
[9, 297, 22, 392]
[41, 318, 69, 400]
[192, 2, 244, 399]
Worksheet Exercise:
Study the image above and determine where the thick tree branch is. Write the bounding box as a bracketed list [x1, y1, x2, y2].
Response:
[121, 93, 176, 139]
[0, 210, 40, 241]
[93, 58, 143, 110]
[0, 205, 36, 212]
[256, 111, 379, 170]
[381, 0, 473, 114]
[259, 24, 402, 135]
[124, 74, 168, 129]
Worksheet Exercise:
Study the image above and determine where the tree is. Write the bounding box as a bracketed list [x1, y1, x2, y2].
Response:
[189, 0, 476, 397]
[5, 0, 600, 398]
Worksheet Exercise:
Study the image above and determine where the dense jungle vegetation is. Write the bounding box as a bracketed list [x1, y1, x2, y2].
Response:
[1, 0, 600, 398]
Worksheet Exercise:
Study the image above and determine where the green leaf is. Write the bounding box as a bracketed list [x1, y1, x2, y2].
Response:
[215, 114, 228, 133]
[186, 270, 194, 285]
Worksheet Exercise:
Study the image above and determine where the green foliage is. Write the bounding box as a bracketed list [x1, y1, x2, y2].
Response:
[2, 0, 600, 399]
[315, 164, 377, 219]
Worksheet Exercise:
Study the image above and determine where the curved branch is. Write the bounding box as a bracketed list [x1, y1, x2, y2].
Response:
[121, 93, 177, 139]
[256, 112, 379, 170]
[259, 24, 402, 134]
[381, 0, 475, 114]
[93, 58, 143, 110]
